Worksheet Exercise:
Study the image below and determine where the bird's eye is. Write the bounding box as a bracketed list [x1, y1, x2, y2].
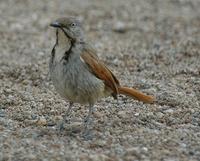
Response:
[71, 23, 76, 27]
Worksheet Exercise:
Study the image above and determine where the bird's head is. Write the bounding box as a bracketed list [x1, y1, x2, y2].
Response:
[50, 17, 84, 43]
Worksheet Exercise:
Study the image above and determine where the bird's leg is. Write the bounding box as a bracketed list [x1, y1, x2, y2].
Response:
[62, 102, 73, 123]
[57, 102, 73, 131]
[84, 104, 93, 125]
[82, 104, 94, 140]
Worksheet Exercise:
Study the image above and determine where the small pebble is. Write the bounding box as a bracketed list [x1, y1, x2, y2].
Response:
[164, 109, 174, 113]
[112, 21, 127, 33]
[36, 117, 47, 126]
[0, 110, 6, 117]
[134, 112, 140, 116]
[117, 111, 127, 118]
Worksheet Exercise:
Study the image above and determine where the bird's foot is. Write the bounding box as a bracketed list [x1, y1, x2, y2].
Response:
[82, 128, 94, 140]
[81, 117, 94, 140]
[56, 115, 71, 131]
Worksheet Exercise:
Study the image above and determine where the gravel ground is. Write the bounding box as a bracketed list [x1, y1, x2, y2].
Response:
[0, 0, 200, 160]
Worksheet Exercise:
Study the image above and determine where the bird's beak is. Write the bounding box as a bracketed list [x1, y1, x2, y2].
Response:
[50, 21, 61, 28]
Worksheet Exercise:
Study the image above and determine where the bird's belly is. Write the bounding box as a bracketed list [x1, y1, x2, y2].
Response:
[50, 60, 105, 104]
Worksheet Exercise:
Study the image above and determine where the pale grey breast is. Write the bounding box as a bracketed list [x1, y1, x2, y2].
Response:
[50, 44, 105, 104]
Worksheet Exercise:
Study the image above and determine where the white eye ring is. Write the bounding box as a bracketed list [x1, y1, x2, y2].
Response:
[71, 23, 76, 27]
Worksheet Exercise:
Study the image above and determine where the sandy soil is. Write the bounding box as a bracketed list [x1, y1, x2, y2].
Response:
[0, 0, 200, 160]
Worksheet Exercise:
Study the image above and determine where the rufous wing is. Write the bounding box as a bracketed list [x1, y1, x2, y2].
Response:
[80, 48, 119, 96]
[80, 47, 155, 103]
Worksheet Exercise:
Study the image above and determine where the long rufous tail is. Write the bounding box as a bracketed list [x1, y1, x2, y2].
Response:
[118, 86, 155, 103]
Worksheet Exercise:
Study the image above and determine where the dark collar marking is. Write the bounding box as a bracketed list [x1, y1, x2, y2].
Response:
[62, 41, 74, 61]
[51, 29, 59, 63]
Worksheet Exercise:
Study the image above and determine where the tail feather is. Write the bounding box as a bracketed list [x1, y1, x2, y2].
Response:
[118, 86, 155, 103]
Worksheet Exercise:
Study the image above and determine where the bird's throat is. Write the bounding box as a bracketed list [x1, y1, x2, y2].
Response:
[57, 29, 71, 47]
[52, 29, 73, 62]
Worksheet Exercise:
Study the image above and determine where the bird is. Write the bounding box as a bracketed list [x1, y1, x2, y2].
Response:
[49, 17, 155, 133]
